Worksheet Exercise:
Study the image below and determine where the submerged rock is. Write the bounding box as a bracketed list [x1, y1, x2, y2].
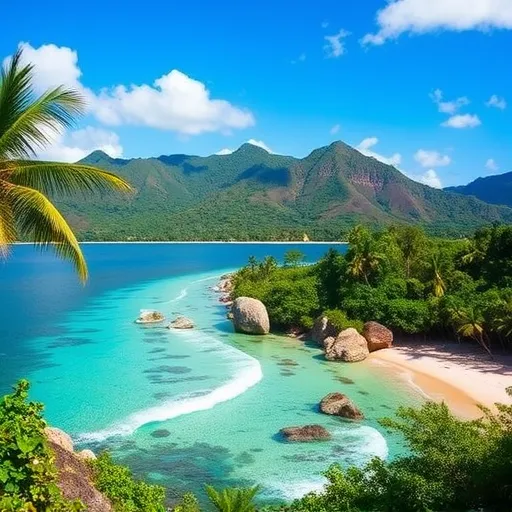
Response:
[135, 310, 165, 324]
[280, 425, 331, 442]
[168, 316, 194, 329]
[319, 392, 364, 420]
[311, 316, 338, 345]
[363, 321, 393, 352]
[231, 297, 270, 335]
[324, 328, 369, 362]
[151, 429, 171, 438]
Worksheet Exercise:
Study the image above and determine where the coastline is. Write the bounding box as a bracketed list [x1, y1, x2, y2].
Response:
[368, 339, 512, 418]
[12, 241, 348, 245]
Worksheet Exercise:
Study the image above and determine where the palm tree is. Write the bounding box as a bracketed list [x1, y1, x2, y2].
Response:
[495, 298, 512, 339]
[346, 225, 385, 285]
[259, 255, 277, 278]
[430, 254, 446, 298]
[451, 306, 492, 356]
[205, 485, 259, 512]
[0, 48, 131, 281]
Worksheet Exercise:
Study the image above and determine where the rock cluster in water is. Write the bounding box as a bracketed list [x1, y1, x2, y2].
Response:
[319, 392, 364, 420]
[135, 310, 165, 324]
[168, 316, 195, 329]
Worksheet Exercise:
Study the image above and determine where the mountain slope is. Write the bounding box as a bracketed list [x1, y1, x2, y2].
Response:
[54, 142, 512, 240]
[445, 171, 512, 208]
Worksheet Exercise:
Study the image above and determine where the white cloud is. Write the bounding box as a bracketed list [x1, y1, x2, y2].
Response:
[291, 53, 306, 64]
[417, 169, 442, 188]
[330, 124, 341, 135]
[324, 29, 351, 57]
[362, 0, 512, 45]
[414, 149, 451, 167]
[486, 94, 507, 109]
[37, 126, 123, 163]
[8, 42, 254, 136]
[94, 70, 255, 135]
[215, 139, 273, 156]
[247, 139, 273, 153]
[430, 89, 469, 114]
[357, 137, 402, 167]
[441, 114, 481, 128]
[321, 21, 329, 28]
[485, 158, 499, 172]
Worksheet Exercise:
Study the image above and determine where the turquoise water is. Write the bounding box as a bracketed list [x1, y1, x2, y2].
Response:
[0, 244, 423, 507]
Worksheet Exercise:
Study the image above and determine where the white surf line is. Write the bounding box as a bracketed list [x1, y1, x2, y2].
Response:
[78, 276, 263, 442]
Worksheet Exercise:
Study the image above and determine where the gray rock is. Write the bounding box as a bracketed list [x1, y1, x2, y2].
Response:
[319, 392, 364, 419]
[45, 427, 74, 452]
[311, 316, 338, 345]
[168, 316, 194, 329]
[231, 297, 270, 335]
[324, 328, 369, 362]
[280, 424, 331, 442]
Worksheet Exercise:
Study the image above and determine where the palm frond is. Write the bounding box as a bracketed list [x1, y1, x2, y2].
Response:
[0, 182, 16, 255]
[8, 183, 87, 281]
[0, 86, 85, 160]
[7, 161, 132, 196]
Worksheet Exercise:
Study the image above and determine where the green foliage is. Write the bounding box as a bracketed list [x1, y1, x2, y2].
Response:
[205, 485, 259, 512]
[271, 398, 512, 512]
[283, 250, 305, 268]
[322, 310, 363, 333]
[90, 452, 166, 512]
[0, 380, 83, 511]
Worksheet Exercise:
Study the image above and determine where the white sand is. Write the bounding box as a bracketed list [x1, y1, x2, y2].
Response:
[369, 339, 512, 412]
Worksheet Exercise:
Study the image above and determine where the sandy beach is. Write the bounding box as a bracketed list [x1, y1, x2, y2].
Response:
[368, 339, 512, 418]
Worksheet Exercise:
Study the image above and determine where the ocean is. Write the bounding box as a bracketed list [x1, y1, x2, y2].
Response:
[0, 243, 423, 506]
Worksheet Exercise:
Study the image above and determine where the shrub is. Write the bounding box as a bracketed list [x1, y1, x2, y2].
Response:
[0, 380, 83, 511]
[90, 452, 166, 512]
[323, 309, 364, 333]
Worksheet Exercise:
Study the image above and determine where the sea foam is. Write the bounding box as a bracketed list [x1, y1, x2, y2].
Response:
[78, 331, 263, 442]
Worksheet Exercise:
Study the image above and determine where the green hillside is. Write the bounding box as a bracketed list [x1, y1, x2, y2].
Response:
[446, 170, 512, 208]
[54, 141, 512, 241]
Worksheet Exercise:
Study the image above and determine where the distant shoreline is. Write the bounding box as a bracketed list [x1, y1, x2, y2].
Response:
[13, 241, 348, 245]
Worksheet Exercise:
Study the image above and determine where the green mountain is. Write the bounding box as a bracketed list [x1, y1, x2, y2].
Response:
[445, 171, 512, 209]
[55, 141, 512, 240]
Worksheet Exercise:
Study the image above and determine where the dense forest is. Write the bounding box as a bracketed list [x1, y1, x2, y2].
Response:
[233, 224, 512, 351]
[52, 142, 512, 241]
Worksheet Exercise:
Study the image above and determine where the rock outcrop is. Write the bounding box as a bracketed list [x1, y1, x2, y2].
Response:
[311, 316, 338, 345]
[324, 328, 369, 362]
[363, 321, 393, 352]
[135, 310, 165, 324]
[45, 428, 110, 511]
[231, 297, 270, 335]
[168, 316, 194, 329]
[319, 392, 364, 420]
[280, 424, 331, 442]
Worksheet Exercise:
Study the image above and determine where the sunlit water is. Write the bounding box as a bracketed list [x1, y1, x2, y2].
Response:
[0, 244, 423, 507]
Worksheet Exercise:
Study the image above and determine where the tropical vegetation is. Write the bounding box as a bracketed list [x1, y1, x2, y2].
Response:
[233, 224, 512, 349]
[0, 48, 131, 281]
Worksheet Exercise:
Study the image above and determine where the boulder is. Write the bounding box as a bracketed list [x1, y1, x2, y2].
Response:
[135, 310, 165, 324]
[76, 449, 97, 461]
[231, 297, 270, 335]
[363, 321, 393, 352]
[168, 316, 194, 329]
[319, 392, 364, 420]
[280, 425, 331, 442]
[45, 427, 74, 452]
[324, 328, 369, 362]
[311, 316, 338, 345]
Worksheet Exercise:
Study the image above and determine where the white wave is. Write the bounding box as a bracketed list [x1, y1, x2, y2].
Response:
[78, 332, 262, 442]
[167, 288, 188, 303]
[264, 478, 327, 501]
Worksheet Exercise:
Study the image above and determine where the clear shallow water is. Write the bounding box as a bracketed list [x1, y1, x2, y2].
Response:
[0, 243, 423, 507]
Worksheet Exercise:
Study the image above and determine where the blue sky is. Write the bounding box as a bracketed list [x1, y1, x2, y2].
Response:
[1, 0, 511, 187]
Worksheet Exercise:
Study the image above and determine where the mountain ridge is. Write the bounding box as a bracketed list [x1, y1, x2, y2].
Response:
[54, 141, 512, 241]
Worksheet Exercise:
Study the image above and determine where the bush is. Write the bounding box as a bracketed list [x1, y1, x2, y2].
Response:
[90, 452, 166, 512]
[323, 309, 363, 333]
[0, 380, 83, 512]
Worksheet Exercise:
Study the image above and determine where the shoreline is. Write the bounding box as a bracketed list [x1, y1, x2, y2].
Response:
[368, 340, 512, 418]
[12, 241, 348, 245]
